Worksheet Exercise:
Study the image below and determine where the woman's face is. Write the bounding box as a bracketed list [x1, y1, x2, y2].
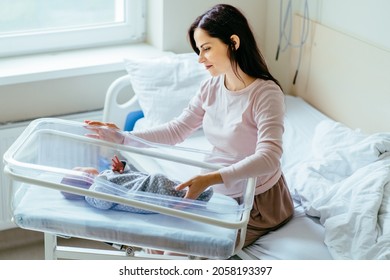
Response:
[194, 28, 231, 77]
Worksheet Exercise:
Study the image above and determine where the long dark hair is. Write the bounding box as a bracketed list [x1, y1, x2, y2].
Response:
[188, 4, 281, 89]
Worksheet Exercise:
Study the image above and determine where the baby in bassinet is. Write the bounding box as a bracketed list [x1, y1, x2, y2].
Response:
[61, 155, 213, 214]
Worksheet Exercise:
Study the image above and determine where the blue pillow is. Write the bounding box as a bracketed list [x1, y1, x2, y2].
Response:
[124, 110, 144, 131]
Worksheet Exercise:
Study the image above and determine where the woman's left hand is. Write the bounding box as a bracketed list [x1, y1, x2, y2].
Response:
[84, 120, 125, 144]
[175, 171, 223, 200]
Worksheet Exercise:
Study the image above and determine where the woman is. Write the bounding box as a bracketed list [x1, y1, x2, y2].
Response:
[86, 4, 293, 248]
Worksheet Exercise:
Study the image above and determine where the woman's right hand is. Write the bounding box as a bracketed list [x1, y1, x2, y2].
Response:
[84, 120, 125, 144]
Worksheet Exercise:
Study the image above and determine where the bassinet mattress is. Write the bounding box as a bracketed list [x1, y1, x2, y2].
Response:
[13, 176, 239, 259]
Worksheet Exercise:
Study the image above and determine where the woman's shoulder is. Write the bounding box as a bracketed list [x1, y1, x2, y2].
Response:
[249, 79, 285, 109]
[253, 79, 282, 92]
[250, 79, 284, 99]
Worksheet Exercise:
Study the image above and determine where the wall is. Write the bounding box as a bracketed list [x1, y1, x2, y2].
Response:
[264, 0, 390, 95]
[262, 0, 390, 133]
[290, 15, 390, 133]
[0, 71, 123, 123]
[146, 0, 267, 54]
[318, 0, 390, 51]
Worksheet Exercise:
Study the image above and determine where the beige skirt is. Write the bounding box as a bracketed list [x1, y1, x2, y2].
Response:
[243, 174, 294, 247]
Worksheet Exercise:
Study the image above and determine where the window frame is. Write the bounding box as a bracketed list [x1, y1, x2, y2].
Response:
[0, 0, 145, 58]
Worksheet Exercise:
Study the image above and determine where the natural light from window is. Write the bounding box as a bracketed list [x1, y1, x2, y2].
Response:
[0, 0, 124, 34]
[0, 0, 145, 57]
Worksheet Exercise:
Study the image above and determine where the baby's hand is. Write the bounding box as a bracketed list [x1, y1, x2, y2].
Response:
[112, 155, 125, 173]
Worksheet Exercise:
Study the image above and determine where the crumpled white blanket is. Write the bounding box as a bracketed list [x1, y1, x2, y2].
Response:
[285, 120, 390, 259]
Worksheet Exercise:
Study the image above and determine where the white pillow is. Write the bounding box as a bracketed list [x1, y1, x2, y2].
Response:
[311, 120, 366, 159]
[124, 53, 210, 127]
[312, 120, 390, 166]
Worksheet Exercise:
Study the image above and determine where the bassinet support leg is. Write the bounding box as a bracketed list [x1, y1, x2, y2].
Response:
[42, 233, 196, 260]
[44, 233, 58, 260]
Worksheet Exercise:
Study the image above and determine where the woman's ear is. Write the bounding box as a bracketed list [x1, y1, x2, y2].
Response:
[230, 34, 240, 50]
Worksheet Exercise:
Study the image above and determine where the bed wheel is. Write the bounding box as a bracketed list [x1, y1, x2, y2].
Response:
[125, 246, 135, 256]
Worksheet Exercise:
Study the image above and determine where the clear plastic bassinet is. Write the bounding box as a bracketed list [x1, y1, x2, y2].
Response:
[3, 118, 256, 259]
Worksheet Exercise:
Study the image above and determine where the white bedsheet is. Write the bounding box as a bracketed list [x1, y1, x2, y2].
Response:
[244, 204, 331, 259]
[287, 120, 390, 259]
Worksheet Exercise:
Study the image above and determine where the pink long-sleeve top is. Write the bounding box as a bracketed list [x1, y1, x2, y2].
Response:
[129, 75, 285, 197]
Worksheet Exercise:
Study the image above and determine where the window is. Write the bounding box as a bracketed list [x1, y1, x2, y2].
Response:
[0, 0, 145, 57]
